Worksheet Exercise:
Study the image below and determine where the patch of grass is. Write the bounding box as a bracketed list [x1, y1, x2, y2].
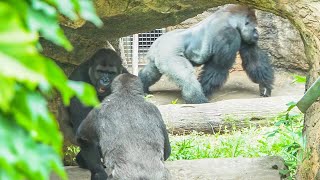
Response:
[168, 112, 306, 179]
[63, 110, 306, 179]
[170, 98, 179, 104]
[64, 145, 80, 166]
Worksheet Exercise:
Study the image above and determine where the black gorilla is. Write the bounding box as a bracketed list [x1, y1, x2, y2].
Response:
[76, 73, 171, 180]
[239, 43, 274, 97]
[68, 49, 128, 131]
[138, 4, 274, 104]
[58, 48, 127, 174]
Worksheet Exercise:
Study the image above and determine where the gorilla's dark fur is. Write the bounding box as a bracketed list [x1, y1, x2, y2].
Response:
[139, 4, 274, 104]
[58, 48, 127, 178]
[76, 73, 171, 180]
[239, 43, 274, 97]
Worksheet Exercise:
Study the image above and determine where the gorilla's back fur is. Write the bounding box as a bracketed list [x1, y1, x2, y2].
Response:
[97, 74, 170, 179]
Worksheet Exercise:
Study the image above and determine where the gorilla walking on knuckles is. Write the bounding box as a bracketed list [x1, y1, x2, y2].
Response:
[59, 48, 128, 178]
[139, 4, 274, 104]
[76, 73, 171, 180]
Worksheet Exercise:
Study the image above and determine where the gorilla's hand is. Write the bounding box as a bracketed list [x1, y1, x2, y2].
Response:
[92, 171, 108, 180]
[75, 151, 88, 169]
[259, 84, 271, 97]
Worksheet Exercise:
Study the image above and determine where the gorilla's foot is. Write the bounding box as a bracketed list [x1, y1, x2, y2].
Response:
[144, 90, 153, 95]
[259, 85, 271, 97]
[184, 96, 209, 104]
[92, 171, 108, 180]
[260, 93, 271, 97]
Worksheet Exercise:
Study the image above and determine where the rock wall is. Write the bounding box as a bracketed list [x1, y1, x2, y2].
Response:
[258, 11, 308, 72]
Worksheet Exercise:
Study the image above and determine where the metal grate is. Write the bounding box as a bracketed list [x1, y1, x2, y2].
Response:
[121, 35, 134, 64]
[120, 28, 166, 66]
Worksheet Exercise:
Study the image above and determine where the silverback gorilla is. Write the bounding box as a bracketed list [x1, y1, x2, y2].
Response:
[76, 73, 171, 180]
[139, 4, 274, 104]
[59, 48, 128, 177]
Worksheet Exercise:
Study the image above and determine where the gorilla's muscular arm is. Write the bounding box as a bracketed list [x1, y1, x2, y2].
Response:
[163, 125, 171, 161]
[198, 27, 242, 96]
[239, 43, 274, 97]
[150, 105, 171, 160]
[58, 105, 78, 145]
[76, 108, 108, 180]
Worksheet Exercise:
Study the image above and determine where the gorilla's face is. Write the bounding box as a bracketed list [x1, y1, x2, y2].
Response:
[88, 49, 123, 97]
[239, 16, 259, 44]
[90, 63, 117, 97]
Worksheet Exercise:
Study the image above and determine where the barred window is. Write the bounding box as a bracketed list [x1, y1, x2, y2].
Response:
[120, 28, 166, 66]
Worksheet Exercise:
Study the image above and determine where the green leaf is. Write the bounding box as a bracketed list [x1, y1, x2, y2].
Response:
[0, 52, 46, 87]
[171, 98, 179, 104]
[47, 0, 78, 20]
[279, 169, 290, 176]
[11, 87, 63, 153]
[0, 77, 15, 112]
[67, 80, 99, 106]
[292, 75, 306, 84]
[31, 0, 56, 16]
[40, 59, 99, 107]
[27, 0, 73, 50]
[78, 0, 103, 27]
[286, 101, 296, 107]
[0, 0, 102, 179]
[286, 101, 297, 112]
[0, 116, 66, 180]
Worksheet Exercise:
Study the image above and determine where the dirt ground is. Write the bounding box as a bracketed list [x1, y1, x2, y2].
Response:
[146, 70, 305, 105]
[51, 156, 285, 180]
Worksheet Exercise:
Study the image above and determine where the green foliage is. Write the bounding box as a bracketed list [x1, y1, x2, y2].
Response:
[292, 75, 306, 84]
[0, 0, 101, 179]
[169, 112, 305, 179]
[144, 94, 154, 99]
[267, 112, 307, 179]
[170, 98, 179, 104]
[0, 116, 65, 180]
[64, 145, 81, 166]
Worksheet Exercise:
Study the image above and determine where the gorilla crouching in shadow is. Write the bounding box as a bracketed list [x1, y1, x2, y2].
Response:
[139, 4, 274, 104]
[58, 49, 128, 178]
[76, 73, 171, 180]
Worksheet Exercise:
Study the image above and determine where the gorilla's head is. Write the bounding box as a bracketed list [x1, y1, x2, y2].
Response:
[111, 73, 144, 95]
[227, 5, 259, 44]
[88, 49, 125, 97]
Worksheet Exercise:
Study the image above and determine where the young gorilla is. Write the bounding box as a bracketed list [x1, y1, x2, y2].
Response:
[58, 48, 128, 174]
[138, 4, 274, 104]
[76, 73, 171, 180]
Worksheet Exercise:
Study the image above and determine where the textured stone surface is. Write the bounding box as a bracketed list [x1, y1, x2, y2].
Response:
[51, 156, 286, 180]
[257, 11, 308, 72]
